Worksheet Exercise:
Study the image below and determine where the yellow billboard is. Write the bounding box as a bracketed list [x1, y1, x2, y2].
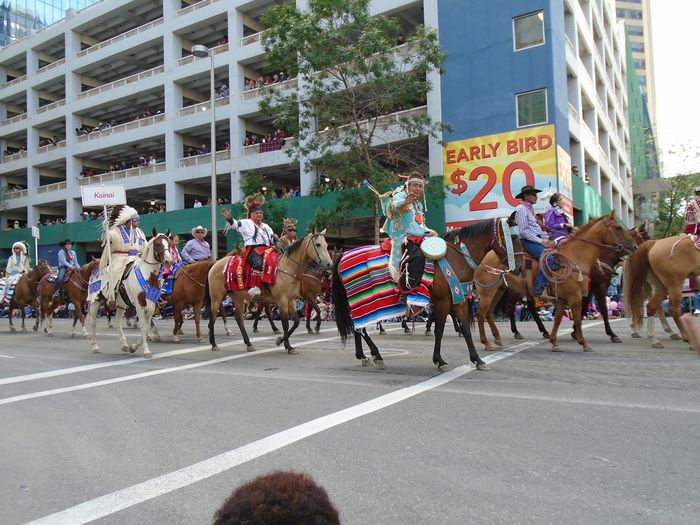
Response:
[443, 124, 557, 228]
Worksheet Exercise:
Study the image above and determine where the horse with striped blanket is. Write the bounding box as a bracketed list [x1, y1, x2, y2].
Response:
[333, 218, 522, 370]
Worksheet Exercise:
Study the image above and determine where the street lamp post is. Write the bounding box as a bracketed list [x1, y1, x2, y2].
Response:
[191, 44, 217, 257]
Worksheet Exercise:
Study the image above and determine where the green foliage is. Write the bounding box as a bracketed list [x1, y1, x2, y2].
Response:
[240, 171, 274, 198]
[259, 0, 448, 241]
[654, 173, 700, 238]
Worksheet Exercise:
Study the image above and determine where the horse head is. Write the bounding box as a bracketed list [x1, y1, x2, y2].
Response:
[601, 211, 637, 255]
[34, 259, 52, 278]
[302, 229, 333, 270]
[147, 231, 173, 268]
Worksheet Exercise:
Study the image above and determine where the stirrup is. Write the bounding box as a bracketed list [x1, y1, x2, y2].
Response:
[249, 286, 261, 297]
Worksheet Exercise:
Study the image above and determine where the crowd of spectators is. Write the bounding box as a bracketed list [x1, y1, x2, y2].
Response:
[38, 135, 60, 147]
[244, 129, 288, 152]
[75, 109, 162, 137]
[3, 144, 27, 156]
[243, 71, 290, 92]
[79, 154, 160, 179]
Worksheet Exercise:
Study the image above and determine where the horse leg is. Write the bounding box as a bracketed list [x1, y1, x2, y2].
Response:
[487, 313, 502, 347]
[595, 287, 621, 343]
[424, 311, 433, 335]
[549, 299, 566, 352]
[353, 330, 371, 365]
[667, 289, 690, 343]
[378, 321, 387, 335]
[137, 304, 154, 358]
[645, 288, 666, 348]
[659, 305, 680, 339]
[454, 303, 488, 370]
[252, 307, 261, 333]
[314, 303, 322, 334]
[275, 302, 298, 354]
[116, 308, 134, 353]
[149, 315, 161, 342]
[401, 318, 411, 334]
[569, 296, 592, 351]
[193, 301, 205, 343]
[431, 300, 451, 370]
[305, 304, 313, 334]
[172, 301, 183, 343]
[475, 305, 492, 351]
[361, 328, 384, 368]
[32, 299, 40, 331]
[87, 300, 101, 352]
[234, 294, 255, 351]
[266, 304, 280, 334]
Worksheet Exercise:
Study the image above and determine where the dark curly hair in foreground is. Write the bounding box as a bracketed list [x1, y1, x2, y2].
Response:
[212, 470, 340, 525]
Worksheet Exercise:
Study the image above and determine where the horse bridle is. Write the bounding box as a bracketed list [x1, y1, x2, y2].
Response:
[570, 216, 635, 255]
[282, 233, 326, 280]
[142, 235, 169, 265]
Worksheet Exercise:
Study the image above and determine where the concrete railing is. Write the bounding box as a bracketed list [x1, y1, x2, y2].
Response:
[317, 106, 427, 136]
[77, 65, 165, 100]
[242, 137, 293, 156]
[568, 103, 579, 121]
[0, 150, 27, 164]
[177, 0, 223, 16]
[37, 181, 67, 194]
[78, 163, 166, 186]
[77, 18, 164, 58]
[178, 150, 231, 167]
[77, 114, 165, 143]
[37, 140, 66, 154]
[176, 42, 229, 66]
[4, 189, 29, 199]
[241, 78, 297, 101]
[177, 97, 229, 117]
[1, 75, 27, 89]
[1, 113, 28, 126]
[241, 30, 269, 47]
[36, 58, 66, 75]
[37, 99, 66, 114]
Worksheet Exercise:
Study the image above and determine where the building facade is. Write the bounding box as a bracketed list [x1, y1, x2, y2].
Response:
[0, 0, 641, 257]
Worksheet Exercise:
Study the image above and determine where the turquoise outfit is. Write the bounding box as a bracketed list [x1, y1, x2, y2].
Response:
[381, 188, 428, 281]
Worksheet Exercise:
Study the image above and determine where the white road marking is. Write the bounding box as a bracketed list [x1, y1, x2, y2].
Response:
[0, 328, 340, 386]
[0, 355, 15, 359]
[23, 341, 538, 525]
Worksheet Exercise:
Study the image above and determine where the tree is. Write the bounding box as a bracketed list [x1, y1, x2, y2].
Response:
[259, 0, 447, 242]
[654, 173, 700, 238]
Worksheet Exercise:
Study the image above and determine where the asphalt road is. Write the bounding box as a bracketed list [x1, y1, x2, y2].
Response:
[1, 315, 699, 525]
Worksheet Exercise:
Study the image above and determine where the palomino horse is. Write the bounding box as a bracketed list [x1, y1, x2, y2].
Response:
[334, 218, 522, 370]
[87, 229, 173, 358]
[208, 231, 333, 352]
[625, 233, 700, 348]
[38, 258, 100, 337]
[6, 260, 52, 332]
[542, 212, 637, 351]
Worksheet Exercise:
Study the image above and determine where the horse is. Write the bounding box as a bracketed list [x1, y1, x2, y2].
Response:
[87, 229, 173, 357]
[38, 258, 100, 338]
[624, 233, 700, 348]
[6, 260, 52, 332]
[333, 218, 522, 370]
[541, 212, 637, 352]
[207, 230, 333, 353]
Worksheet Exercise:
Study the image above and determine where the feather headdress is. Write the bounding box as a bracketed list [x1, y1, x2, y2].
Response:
[244, 194, 265, 218]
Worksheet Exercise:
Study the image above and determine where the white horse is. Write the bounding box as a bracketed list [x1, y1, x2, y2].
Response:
[87, 229, 173, 358]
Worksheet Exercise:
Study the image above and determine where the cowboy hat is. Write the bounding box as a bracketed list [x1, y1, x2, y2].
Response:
[515, 185, 542, 200]
[191, 225, 208, 236]
[59, 239, 73, 247]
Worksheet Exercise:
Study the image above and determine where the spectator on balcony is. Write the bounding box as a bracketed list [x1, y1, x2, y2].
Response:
[279, 71, 287, 82]
[218, 84, 229, 98]
[193, 199, 202, 208]
[200, 144, 210, 155]
[218, 35, 228, 46]
[256, 76, 264, 88]
[51, 135, 59, 145]
[13, 220, 20, 229]
[138, 156, 148, 167]
[245, 78, 256, 91]
[149, 155, 157, 166]
[39, 138, 49, 147]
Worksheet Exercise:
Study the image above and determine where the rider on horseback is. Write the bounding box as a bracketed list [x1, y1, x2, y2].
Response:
[381, 172, 438, 304]
[221, 194, 278, 297]
[1, 241, 30, 304]
[97, 205, 146, 307]
[277, 218, 298, 252]
[51, 239, 80, 304]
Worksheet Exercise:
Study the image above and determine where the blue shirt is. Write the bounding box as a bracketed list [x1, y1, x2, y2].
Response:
[181, 239, 211, 262]
[58, 249, 80, 269]
[514, 201, 543, 244]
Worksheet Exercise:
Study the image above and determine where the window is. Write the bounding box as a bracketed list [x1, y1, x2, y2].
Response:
[513, 11, 545, 51]
[516, 89, 548, 127]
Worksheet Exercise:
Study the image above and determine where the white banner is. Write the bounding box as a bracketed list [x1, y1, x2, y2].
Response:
[31, 225, 40, 239]
[80, 186, 126, 206]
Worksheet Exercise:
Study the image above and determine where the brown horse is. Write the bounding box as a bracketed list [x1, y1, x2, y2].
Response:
[38, 258, 100, 337]
[543, 212, 637, 351]
[625, 233, 700, 348]
[334, 218, 523, 370]
[208, 231, 333, 353]
[7, 260, 52, 332]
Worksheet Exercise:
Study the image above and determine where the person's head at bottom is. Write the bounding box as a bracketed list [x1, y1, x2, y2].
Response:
[213, 470, 340, 525]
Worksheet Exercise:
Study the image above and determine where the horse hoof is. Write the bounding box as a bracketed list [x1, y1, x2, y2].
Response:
[273, 329, 281, 335]
[379, 330, 386, 336]
[670, 333, 682, 341]
[631, 332, 641, 338]
[253, 328, 259, 333]
[247, 345, 256, 352]
[611, 336, 622, 343]
[33, 325, 38, 331]
[552, 346, 561, 352]
[108, 323, 115, 329]
[21, 327, 27, 333]
[287, 348, 299, 355]
[542, 331, 550, 339]
[226, 331, 235, 337]
[374, 359, 385, 369]
[153, 337, 162, 343]
[514, 332, 523, 340]
[10, 327, 16, 332]
[308, 329, 314, 335]
[315, 328, 320, 334]
[129, 345, 137, 354]
[47, 332, 54, 337]
[437, 363, 449, 371]
[476, 363, 490, 371]
[211, 345, 220, 352]
[172, 336, 180, 343]
[361, 357, 374, 366]
[121, 345, 130, 353]
[143, 352, 153, 359]
[92, 347, 101, 354]
[43, 328, 47, 333]
[652, 342, 664, 349]
[197, 337, 205, 343]
[425, 330, 431, 335]
[484, 346, 496, 352]
[403, 328, 411, 335]
[570, 331, 577, 340]
[495, 340, 503, 347]
[275, 336, 284, 346]
[583, 346, 593, 352]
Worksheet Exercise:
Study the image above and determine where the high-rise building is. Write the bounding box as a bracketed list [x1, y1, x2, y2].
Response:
[615, 0, 656, 131]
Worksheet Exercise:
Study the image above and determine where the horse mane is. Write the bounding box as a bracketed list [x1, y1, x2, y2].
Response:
[442, 219, 494, 242]
[286, 235, 307, 257]
[569, 216, 604, 238]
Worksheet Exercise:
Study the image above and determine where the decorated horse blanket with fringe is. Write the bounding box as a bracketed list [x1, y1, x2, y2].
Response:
[0, 278, 16, 304]
[339, 245, 433, 329]
[224, 248, 279, 291]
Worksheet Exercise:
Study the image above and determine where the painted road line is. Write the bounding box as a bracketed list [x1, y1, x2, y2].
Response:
[24, 340, 538, 525]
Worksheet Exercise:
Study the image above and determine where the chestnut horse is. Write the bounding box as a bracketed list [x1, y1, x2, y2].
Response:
[207, 231, 333, 353]
[625, 233, 700, 348]
[38, 258, 100, 337]
[7, 260, 52, 332]
[334, 218, 522, 370]
[542, 212, 637, 352]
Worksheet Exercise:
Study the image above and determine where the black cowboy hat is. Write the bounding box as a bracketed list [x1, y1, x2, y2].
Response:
[59, 239, 73, 247]
[515, 185, 542, 200]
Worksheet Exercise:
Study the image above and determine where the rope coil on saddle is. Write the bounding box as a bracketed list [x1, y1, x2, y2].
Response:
[539, 248, 584, 284]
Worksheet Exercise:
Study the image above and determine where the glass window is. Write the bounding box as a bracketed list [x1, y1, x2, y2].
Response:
[517, 89, 548, 127]
[513, 11, 545, 51]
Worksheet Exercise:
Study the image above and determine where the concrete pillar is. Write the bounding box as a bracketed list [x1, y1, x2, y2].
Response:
[66, 197, 83, 223]
[230, 170, 242, 203]
[166, 181, 185, 211]
[424, 0, 443, 181]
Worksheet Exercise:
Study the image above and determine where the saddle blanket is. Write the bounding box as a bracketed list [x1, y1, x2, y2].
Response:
[44, 273, 57, 283]
[339, 245, 433, 329]
[0, 278, 16, 304]
[88, 268, 101, 297]
[224, 248, 279, 291]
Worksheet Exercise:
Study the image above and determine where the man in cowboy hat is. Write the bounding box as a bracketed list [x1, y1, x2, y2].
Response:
[96, 205, 147, 306]
[51, 239, 80, 303]
[221, 195, 277, 297]
[381, 172, 438, 304]
[277, 217, 298, 252]
[181, 226, 212, 263]
[1, 241, 30, 304]
[514, 185, 555, 297]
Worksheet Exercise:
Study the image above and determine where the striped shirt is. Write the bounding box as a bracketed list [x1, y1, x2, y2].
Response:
[514, 201, 543, 243]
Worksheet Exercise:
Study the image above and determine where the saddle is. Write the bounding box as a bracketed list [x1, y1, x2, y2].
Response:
[224, 247, 279, 291]
[520, 252, 557, 298]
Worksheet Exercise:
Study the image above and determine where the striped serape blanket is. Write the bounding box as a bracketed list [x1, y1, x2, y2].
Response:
[0, 278, 17, 305]
[338, 245, 433, 329]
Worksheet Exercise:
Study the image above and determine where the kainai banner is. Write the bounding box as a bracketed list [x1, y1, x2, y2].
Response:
[443, 124, 557, 228]
[80, 185, 127, 207]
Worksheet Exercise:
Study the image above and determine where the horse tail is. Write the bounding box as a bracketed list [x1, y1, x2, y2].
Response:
[331, 255, 353, 344]
[624, 240, 654, 327]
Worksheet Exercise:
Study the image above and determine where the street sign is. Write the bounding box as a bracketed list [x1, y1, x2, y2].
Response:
[31, 225, 40, 239]
[80, 185, 126, 207]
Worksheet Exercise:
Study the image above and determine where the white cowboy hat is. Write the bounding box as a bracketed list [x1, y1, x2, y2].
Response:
[191, 225, 208, 236]
[695, 185, 700, 193]
[12, 241, 27, 254]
